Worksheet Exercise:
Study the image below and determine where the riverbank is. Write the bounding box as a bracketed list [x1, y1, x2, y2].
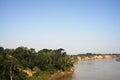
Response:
[75, 54, 120, 62]
[49, 67, 75, 80]
[48, 54, 120, 80]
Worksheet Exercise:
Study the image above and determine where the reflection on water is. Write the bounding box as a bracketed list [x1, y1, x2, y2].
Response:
[72, 59, 120, 80]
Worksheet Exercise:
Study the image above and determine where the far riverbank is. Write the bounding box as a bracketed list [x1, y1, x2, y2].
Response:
[73, 54, 120, 62]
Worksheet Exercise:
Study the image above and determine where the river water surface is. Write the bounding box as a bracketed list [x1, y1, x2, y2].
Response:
[72, 59, 120, 80]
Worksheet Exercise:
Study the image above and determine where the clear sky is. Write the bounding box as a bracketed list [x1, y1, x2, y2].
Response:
[0, 0, 120, 54]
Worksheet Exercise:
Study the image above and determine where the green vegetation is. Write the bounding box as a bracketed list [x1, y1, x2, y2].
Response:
[0, 46, 73, 80]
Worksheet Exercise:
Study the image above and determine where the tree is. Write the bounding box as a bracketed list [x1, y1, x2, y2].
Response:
[0, 47, 4, 53]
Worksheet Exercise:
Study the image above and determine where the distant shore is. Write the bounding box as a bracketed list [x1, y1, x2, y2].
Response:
[74, 54, 120, 62]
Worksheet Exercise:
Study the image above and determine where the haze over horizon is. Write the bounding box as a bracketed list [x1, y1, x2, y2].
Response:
[0, 0, 120, 54]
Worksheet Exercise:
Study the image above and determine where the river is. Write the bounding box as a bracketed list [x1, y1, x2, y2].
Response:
[72, 59, 120, 80]
[60, 59, 120, 80]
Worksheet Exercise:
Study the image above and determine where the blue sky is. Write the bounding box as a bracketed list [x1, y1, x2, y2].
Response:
[0, 0, 120, 54]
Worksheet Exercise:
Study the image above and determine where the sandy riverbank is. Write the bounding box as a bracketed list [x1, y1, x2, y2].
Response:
[49, 67, 75, 80]
[76, 54, 117, 61]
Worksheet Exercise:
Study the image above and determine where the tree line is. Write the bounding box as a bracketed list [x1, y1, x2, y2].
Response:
[0, 46, 73, 80]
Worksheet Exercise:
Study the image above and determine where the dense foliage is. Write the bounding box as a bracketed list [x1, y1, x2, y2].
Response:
[0, 46, 73, 80]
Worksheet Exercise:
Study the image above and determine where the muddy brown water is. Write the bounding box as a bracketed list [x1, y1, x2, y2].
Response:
[59, 59, 120, 80]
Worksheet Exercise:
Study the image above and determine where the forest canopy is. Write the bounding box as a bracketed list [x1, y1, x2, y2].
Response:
[0, 46, 73, 80]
